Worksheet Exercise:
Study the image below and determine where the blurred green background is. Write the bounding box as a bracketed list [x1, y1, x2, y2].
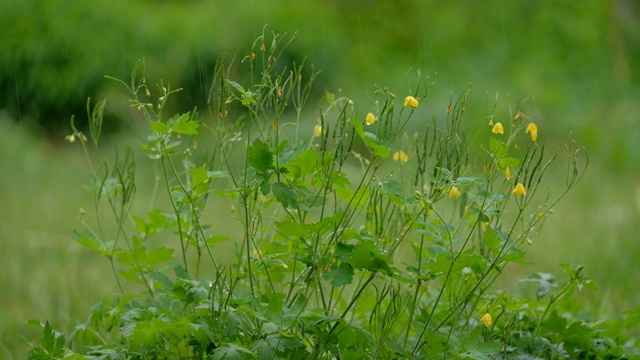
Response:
[2, 0, 639, 357]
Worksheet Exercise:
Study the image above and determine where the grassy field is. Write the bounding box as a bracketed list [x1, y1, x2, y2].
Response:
[1, 94, 639, 358]
[2, 1, 640, 358]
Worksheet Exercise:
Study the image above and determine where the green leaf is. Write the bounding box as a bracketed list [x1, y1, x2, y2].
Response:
[206, 235, 230, 247]
[226, 79, 246, 94]
[541, 310, 568, 336]
[483, 226, 500, 251]
[147, 270, 173, 291]
[349, 240, 393, 275]
[248, 139, 274, 174]
[272, 181, 297, 208]
[254, 340, 276, 359]
[275, 220, 315, 238]
[259, 180, 270, 195]
[172, 113, 199, 135]
[336, 322, 374, 359]
[71, 230, 100, 253]
[129, 317, 171, 349]
[459, 326, 501, 359]
[150, 121, 171, 134]
[190, 166, 209, 186]
[147, 247, 174, 265]
[285, 149, 319, 181]
[499, 157, 520, 168]
[455, 176, 479, 186]
[350, 115, 390, 158]
[27, 321, 66, 360]
[489, 136, 508, 159]
[324, 262, 354, 287]
[427, 244, 449, 254]
[212, 343, 254, 360]
[174, 264, 190, 280]
[564, 320, 595, 354]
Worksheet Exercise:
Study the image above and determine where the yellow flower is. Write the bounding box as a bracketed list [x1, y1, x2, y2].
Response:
[403, 95, 419, 108]
[448, 186, 461, 198]
[512, 183, 526, 196]
[313, 124, 322, 137]
[491, 122, 504, 134]
[525, 122, 538, 141]
[481, 313, 493, 327]
[365, 112, 378, 125]
[393, 150, 409, 163]
[505, 166, 511, 180]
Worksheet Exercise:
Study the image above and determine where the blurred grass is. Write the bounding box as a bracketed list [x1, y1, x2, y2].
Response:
[2, 0, 640, 358]
[0, 119, 110, 357]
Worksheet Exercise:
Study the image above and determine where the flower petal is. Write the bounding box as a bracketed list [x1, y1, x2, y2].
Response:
[491, 122, 504, 134]
[403, 96, 419, 108]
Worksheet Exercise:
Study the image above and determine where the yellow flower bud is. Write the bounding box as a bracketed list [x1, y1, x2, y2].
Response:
[393, 150, 409, 163]
[365, 112, 378, 125]
[481, 313, 493, 327]
[313, 124, 323, 137]
[491, 122, 504, 134]
[403, 95, 419, 108]
[512, 183, 526, 196]
[448, 186, 461, 198]
[526, 122, 538, 141]
[505, 166, 511, 180]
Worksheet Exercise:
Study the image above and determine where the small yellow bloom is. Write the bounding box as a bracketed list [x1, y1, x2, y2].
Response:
[403, 95, 419, 108]
[491, 122, 504, 134]
[448, 186, 461, 198]
[512, 183, 526, 196]
[526, 122, 538, 141]
[393, 150, 409, 163]
[481, 313, 493, 327]
[505, 166, 511, 180]
[313, 124, 323, 137]
[365, 112, 378, 125]
[65, 134, 76, 143]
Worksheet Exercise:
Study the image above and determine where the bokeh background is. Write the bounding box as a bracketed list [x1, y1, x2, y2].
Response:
[1, 0, 639, 357]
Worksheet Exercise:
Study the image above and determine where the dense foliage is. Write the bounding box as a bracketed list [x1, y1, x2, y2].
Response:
[26, 34, 640, 359]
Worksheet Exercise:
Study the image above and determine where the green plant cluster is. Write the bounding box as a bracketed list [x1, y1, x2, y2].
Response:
[27, 34, 639, 359]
